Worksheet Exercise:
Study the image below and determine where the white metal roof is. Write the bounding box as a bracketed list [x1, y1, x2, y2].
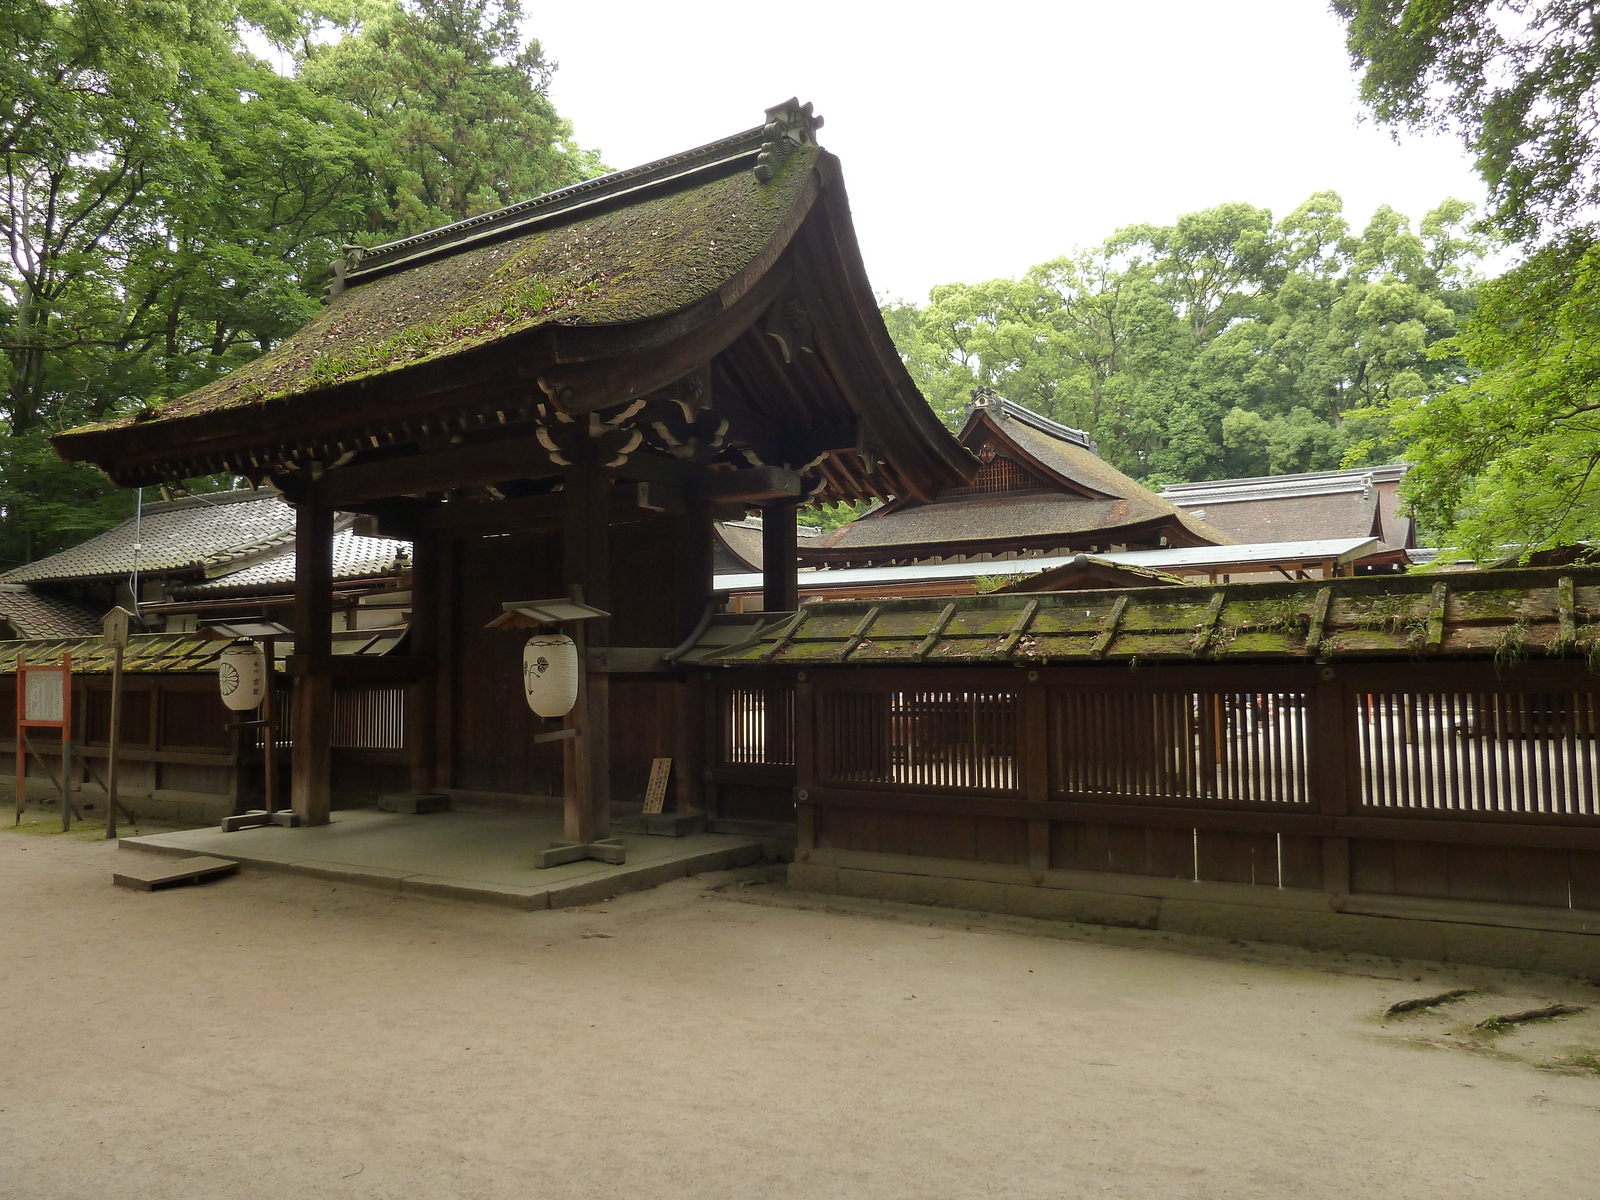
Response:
[713, 537, 1381, 592]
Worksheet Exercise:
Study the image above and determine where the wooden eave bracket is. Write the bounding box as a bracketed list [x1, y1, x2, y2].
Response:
[997, 599, 1041, 659]
[1559, 575, 1578, 645]
[1305, 586, 1333, 660]
[1091, 595, 1130, 660]
[1190, 592, 1227, 657]
[836, 606, 882, 663]
[757, 610, 809, 663]
[1425, 582, 1449, 651]
[913, 603, 958, 661]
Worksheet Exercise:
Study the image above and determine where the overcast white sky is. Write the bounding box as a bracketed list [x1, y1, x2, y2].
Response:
[525, 0, 1487, 302]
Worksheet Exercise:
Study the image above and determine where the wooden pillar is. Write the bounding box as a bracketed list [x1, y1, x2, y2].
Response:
[1310, 672, 1353, 895]
[794, 671, 816, 855]
[676, 496, 715, 639]
[1022, 677, 1050, 874]
[564, 457, 611, 840]
[762, 501, 799, 612]
[290, 494, 333, 825]
[406, 530, 439, 794]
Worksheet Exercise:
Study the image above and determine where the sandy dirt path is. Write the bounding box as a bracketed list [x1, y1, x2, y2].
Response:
[1, 827, 1597, 1200]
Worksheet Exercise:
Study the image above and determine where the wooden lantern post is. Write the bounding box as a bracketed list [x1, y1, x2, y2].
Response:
[100, 607, 134, 839]
[485, 596, 621, 867]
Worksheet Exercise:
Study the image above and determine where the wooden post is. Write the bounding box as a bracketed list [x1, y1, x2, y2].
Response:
[671, 675, 704, 814]
[794, 671, 816, 855]
[262, 636, 279, 812]
[1310, 671, 1353, 895]
[1023, 677, 1050, 874]
[59, 656, 74, 833]
[762, 501, 799, 613]
[406, 531, 438, 794]
[290, 493, 334, 825]
[105, 645, 123, 839]
[564, 458, 611, 841]
[14, 650, 23, 825]
[563, 615, 594, 843]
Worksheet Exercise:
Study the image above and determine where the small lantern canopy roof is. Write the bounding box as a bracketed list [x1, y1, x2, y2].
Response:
[487, 599, 611, 630]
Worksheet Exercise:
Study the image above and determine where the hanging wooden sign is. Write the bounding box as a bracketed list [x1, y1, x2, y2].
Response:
[642, 757, 672, 814]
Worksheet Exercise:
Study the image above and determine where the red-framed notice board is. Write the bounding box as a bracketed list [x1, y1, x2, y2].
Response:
[15, 652, 72, 826]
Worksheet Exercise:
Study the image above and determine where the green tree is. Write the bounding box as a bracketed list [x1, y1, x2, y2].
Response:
[300, 0, 602, 236]
[1335, 0, 1600, 242]
[1335, 0, 1599, 555]
[0, 0, 599, 566]
[882, 193, 1475, 490]
[1390, 237, 1600, 558]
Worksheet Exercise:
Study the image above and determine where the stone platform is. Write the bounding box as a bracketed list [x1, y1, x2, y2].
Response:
[118, 809, 763, 910]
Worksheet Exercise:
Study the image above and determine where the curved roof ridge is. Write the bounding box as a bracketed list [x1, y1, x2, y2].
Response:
[341, 99, 823, 289]
[967, 388, 1095, 450]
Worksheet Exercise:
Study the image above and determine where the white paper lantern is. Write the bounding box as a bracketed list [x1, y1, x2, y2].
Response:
[523, 633, 578, 718]
[217, 642, 267, 712]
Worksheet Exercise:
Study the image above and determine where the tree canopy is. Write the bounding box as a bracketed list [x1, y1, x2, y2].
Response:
[1337, 0, 1600, 559]
[0, 0, 600, 567]
[885, 192, 1481, 489]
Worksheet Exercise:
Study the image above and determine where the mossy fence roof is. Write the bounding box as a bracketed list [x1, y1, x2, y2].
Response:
[698, 567, 1600, 668]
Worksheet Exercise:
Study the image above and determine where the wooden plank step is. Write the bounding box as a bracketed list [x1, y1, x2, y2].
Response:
[113, 855, 239, 892]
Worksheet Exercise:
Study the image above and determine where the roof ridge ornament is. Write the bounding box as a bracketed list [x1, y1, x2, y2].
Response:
[754, 99, 823, 181]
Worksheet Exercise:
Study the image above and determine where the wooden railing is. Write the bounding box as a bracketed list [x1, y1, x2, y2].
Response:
[713, 661, 1600, 910]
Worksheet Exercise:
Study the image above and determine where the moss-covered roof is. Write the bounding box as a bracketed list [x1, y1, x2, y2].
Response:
[72, 143, 820, 436]
[694, 567, 1600, 667]
[0, 628, 408, 675]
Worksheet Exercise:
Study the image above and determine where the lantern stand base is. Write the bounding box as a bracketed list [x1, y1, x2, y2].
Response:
[534, 838, 626, 869]
[220, 809, 302, 832]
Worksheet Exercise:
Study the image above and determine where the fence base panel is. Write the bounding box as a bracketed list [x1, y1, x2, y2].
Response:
[790, 847, 1600, 975]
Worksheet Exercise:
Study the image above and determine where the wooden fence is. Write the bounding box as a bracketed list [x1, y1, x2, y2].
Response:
[707, 661, 1600, 911]
[0, 674, 410, 816]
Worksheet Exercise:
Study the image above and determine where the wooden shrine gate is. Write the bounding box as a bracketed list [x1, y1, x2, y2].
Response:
[707, 660, 1600, 916]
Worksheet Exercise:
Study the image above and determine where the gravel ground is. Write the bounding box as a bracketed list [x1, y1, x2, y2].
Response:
[1, 823, 1597, 1200]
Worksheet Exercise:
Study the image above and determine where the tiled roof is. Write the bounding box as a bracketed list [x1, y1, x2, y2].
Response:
[0, 586, 102, 638]
[998, 417, 1230, 544]
[712, 518, 823, 574]
[814, 396, 1233, 557]
[1161, 464, 1410, 506]
[1, 489, 295, 584]
[180, 529, 409, 596]
[1173, 490, 1382, 547]
[1162, 465, 1414, 549]
[823, 493, 1130, 550]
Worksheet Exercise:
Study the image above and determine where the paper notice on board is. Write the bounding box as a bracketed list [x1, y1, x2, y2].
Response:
[24, 671, 65, 724]
[643, 758, 672, 814]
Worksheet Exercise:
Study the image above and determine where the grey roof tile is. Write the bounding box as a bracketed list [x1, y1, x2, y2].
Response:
[184, 530, 408, 596]
[0, 587, 102, 638]
[2, 489, 294, 584]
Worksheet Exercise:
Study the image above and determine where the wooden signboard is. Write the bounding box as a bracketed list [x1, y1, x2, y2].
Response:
[642, 757, 672, 815]
[15, 653, 72, 829]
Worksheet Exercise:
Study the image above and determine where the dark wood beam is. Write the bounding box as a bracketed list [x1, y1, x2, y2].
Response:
[698, 466, 802, 503]
[421, 482, 677, 535]
[312, 432, 562, 507]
